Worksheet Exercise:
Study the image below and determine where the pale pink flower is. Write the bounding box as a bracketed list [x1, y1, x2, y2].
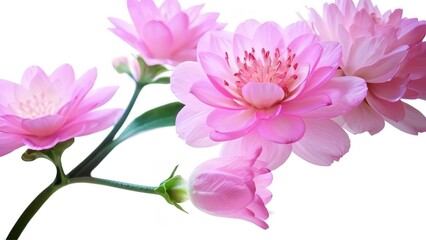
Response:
[310, 0, 426, 134]
[0, 64, 123, 156]
[109, 0, 225, 66]
[189, 148, 272, 229]
[171, 20, 367, 169]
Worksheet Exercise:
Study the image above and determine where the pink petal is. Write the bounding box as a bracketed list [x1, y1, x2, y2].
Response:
[0, 134, 23, 157]
[198, 52, 238, 98]
[160, 0, 181, 16]
[242, 82, 284, 109]
[386, 102, 426, 134]
[207, 109, 257, 140]
[301, 76, 367, 118]
[198, 52, 235, 84]
[287, 34, 316, 59]
[342, 101, 385, 135]
[282, 21, 313, 44]
[317, 41, 342, 69]
[108, 17, 138, 37]
[369, 76, 408, 102]
[235, 19, 261, 39]
[247, 195, 269, 220]
[65, 86, 119, 120]
[142, 21, 173, 58]
[22, 135, 60, 150]
[175, 106, 216, 147]
[20, 66, 49, 89]
[366, 93, 405, 122]
[190, 172, 254, 213]
[197, 30, 233, 59]
[253, 22, 285, 52]
[48, 64, 76, 96]
[232, 34, 253, 63]
[221, 132, 292, 170]
[167, 12, 190, 45]
[293, 119, 350, 166]
[73, 68, 97, 101]
[0, 115, 28, 134]
[257, 115, 305, 144]
[61, 109, 123, 138]
[191, 81, 244, 110]
[21, 115, 64, 137]
[282, 94, 332, 115]
[184, 4, 203, 21]
[127, 0, 159, 33]
[230, 208, 269, 229]
[354, 45, 408, 83]
[0, 80, 16, 108]
[171, 61, 212, 106]
[294, 42, 323, 72]
[303, 66, 337, 92]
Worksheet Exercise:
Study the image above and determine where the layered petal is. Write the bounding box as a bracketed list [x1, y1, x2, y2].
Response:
[293, 119, 350, 166]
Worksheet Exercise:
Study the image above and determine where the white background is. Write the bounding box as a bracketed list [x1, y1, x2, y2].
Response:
[0, 0, 425, 239]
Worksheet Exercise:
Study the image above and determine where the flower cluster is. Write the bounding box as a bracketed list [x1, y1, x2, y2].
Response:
[1, 0, 425, 235]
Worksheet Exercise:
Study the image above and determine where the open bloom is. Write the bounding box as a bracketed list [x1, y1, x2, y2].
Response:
[109, 0, 225, 66]
[0, 64, 123, 156]
[189, 148, 272, 229]
[171, 20, 367, 169]
[310, 0, 426, 134]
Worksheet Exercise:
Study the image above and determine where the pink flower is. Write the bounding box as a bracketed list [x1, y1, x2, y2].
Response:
[109, 0, 225, 66]
[189, 148, 272, 229]
[0, 64, 123, 156]
[309, 0, 426, 134]
[171, 20, 367, 169]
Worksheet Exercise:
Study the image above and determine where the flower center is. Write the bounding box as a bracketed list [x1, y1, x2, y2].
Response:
[15, 91, 61, 119]
[227, 47, 300, 96]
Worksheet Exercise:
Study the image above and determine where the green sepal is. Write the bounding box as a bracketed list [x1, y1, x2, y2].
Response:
[152, 76, 170, 84]
[155, 165, 188, 213]
[136, 57, 168, 84]
[116, 102, 184, 142]
[21, 138, 74, 162]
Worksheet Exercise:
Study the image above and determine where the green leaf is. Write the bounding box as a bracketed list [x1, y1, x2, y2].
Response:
[116, 102, 184, 142]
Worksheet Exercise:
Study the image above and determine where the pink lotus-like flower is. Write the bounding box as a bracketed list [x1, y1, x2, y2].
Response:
[189, 148, 272, 229]
[109, 0, 225, 66]
[0, 64, 123, 156]
[310, 0, 426, 134]
[171, 20, 367, 169]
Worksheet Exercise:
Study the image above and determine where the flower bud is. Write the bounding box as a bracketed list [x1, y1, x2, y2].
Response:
[188, 148, 272, 229]
[155, 166, 189, 212]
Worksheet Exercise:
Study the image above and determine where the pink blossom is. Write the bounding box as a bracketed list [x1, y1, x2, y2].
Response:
[189, 148, 272, 229]
[0, 64, 123, 156]
[309, 0, 426, 134]
[171, 20, 367, 169]
[109, 0, 225, 66]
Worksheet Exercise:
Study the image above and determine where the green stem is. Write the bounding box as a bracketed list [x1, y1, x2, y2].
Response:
[7, 175, 159, 239]
[7, 164, 68, 240]
[68, 83, 144, 177]
[70, 177, 157, 194]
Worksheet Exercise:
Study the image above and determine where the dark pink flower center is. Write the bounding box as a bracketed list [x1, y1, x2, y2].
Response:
[226, 47, 301, 96]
